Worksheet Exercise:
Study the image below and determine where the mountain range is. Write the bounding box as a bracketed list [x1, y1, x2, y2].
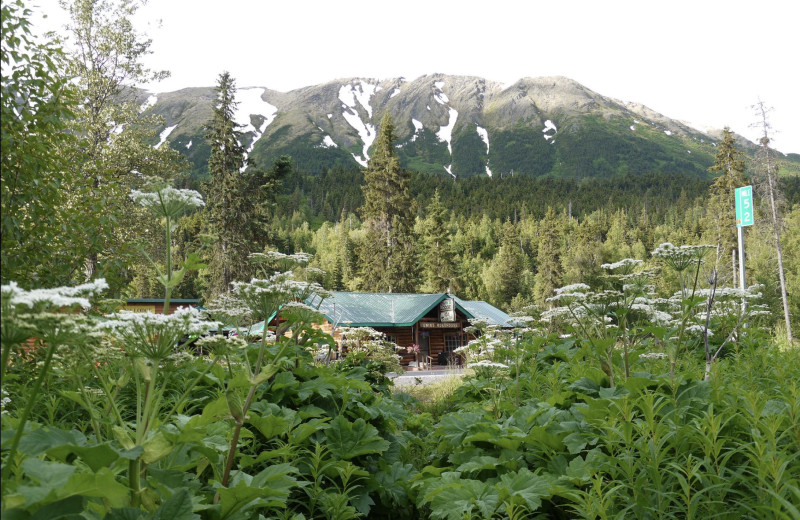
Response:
[141, 74, 795, 180]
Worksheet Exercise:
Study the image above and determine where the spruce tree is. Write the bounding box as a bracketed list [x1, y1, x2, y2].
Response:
[704, 127, 747, 279]
[485, 219, 524, 306]
[204, 72, 247, 294]
[420, 190, 458, 293]
[358, 112, 418, 292]
[534, 206, 563, 306]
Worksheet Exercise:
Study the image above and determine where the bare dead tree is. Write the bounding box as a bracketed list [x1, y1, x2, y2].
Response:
[750, 101, 792, 342]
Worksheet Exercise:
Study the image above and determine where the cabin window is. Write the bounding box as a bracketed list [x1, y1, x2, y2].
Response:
[445, 334, 462, 353]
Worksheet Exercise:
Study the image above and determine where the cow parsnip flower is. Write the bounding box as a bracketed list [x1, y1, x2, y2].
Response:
[130, 186, 205, 219]
[100, 307, 219, 361]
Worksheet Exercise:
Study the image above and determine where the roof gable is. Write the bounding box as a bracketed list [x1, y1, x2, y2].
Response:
[308, 292, 511, 328]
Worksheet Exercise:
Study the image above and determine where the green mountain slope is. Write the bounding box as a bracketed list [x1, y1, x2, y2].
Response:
[140, 75, 770, 181]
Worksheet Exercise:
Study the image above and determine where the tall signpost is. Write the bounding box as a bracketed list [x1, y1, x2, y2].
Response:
[735, 186, 754, 290]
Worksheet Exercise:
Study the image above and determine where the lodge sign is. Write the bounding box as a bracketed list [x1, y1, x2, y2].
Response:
[439, 298, 455, 322]
[419, 321, 461, 329]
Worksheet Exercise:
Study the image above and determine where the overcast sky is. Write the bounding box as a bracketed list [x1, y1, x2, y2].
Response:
[30, 0, 799, 154]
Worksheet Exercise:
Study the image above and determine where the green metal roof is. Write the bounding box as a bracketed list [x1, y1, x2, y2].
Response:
[452, 296, 514, 328]
[126, 298, 200, 304]
[306, 292, 512, 328]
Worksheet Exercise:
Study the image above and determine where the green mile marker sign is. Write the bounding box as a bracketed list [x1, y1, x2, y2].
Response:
[735, 185, 754, 227]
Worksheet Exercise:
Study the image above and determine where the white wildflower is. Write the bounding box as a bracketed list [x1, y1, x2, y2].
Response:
[282, 301, 321, 313]
[203, 293, 252, 323]
[288, 252, 313, 264]
[684, 324, 711, 337]
[546, 291, 587, 303]
[131, 187, 204, 218]
[467, 360, 508, 369]
[2, 279, 108, 309]
[100, 307, 219, 361]
[339, 327, 385, 340]
[651, 243, 714, 272]
[554, 283, 591, 295]
[601, 258, 642, 271]
[195, 334, 249, 353]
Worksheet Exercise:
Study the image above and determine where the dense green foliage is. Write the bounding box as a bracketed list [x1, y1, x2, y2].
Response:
[2, 262, 799, 518]
[1, 0, 78, 287]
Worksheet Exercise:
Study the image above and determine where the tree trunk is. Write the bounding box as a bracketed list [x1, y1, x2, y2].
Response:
[766, 170, 793, 340]
[754, 102, 793, 342]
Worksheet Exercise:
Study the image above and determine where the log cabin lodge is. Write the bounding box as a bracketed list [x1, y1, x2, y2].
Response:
[307, 292, 513, 367]
[125, 293, 512, 368]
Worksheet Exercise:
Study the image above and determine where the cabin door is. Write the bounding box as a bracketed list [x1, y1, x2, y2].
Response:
[420, 333, 430, 359]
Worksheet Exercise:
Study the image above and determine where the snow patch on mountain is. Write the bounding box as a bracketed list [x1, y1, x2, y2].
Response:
[338, 81, 377, 119]
[543, 119, 557, 142]
[437, 109, 458, 156]
[390, 88, 401, 98]
[476, 125, 493, 178]
[342, 109, 375, 167]
[235, 88, 278, 171]
[140, 94, 157, 112]
[186, 140, 192, 149]
[664, 130, 672, 136]
[155, 125, 177, 148]
[320, 135, 337, 148]
[433, 81, 449, 105]
[433, 81, 457, 177]
[411, 118, 424, 142]
[339, 82, 378, 167]
[437, 108, 458, 177]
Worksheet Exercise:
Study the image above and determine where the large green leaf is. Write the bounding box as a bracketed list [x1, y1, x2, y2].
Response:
[29, 495, 86, 520]
[13, 459, 76, 507]
[562, 432, 587, 454]
[58, 468, 129, 508]
[455, 455, 502, 475]
[374, 461, 417, 507]
[289, 417, 330, 444]
[104, 508, 148, 520]
[427, 479, 499, 520]
[141, 430, 173, 464]
[247, 414, 290, 439]
[218, 480, 268, 520]
[496, 468, 552, 511]
[151, 488, 199, 520]
[250, 463, 298, 495]
[16, 428, 86, 456]
[296, 377, 337, 401]
[435, 412, 484, 447]
[218, 467, 296, 520]
[324, 416, 389, 460]
[47, 443, 120, 472]
[523, 426, 566, 451]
